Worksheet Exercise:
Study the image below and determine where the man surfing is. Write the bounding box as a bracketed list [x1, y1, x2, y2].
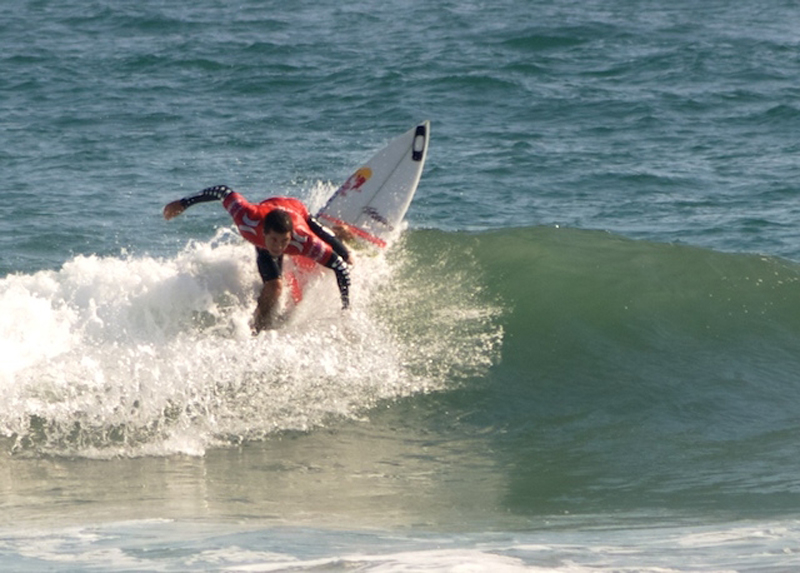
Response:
[163, 185, 353, 333]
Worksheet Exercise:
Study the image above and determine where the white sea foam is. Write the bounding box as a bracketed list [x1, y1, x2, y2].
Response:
[0, 228, 503, 458]
[8, 518, 797, 572]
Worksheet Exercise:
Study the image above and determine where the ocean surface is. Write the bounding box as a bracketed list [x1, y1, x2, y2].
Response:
[3, 0, 800, 570]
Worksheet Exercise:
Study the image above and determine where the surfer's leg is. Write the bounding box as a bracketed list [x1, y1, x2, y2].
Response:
[256, 247, 282, 281]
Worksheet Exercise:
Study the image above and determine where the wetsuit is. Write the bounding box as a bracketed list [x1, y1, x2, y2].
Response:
[180, 185, 351, 309]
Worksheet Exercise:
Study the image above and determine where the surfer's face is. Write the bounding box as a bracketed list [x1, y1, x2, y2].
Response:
[264, 230, 292, 257]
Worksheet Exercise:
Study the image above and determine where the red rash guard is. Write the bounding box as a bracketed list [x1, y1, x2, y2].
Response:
[178, 185, 351, 309]
[222, 193, 334, 265]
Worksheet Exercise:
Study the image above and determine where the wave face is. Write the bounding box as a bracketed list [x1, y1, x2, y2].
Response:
[4, 225, 800, 516]
[420, 225, 800, 515]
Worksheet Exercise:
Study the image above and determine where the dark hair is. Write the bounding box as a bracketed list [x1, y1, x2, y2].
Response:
[263, 209, 293, 234]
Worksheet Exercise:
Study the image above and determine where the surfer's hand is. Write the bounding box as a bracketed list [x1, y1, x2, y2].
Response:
[163, 200, 186, 220]
[339, 247, 355, 266]
[333, 225, 355, 243]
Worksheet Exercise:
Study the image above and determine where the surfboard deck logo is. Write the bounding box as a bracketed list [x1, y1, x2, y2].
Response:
[336, 167, 372, 199]
[363, 206, 391, 230]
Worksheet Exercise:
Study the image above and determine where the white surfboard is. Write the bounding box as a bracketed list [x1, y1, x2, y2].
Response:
[317, 120, 430, 249]
[284, 121, 430, 305]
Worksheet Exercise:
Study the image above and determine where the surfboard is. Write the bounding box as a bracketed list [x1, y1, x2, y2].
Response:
[285, 121, 430, 304]
[317, 120, 430, 249]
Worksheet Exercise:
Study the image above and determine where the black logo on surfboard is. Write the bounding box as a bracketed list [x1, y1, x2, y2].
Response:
[363, 207, 392, 230]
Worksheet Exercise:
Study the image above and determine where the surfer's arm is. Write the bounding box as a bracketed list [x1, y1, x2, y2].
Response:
[324, 253, 351, 310]
[253, 279, 282, 333]
[308, 216, 352, 264]
[252, 248, 285, 333]
[310, 219, 352, 309]
[163, 185, 235, 219]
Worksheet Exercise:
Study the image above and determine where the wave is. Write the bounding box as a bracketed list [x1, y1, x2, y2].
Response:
[475, 225, 800, 397]
[411, 226, 800, 515]
[5, 220, 800, 514]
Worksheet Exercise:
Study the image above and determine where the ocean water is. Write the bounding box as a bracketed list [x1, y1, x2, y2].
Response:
[3, 0, 800, 570]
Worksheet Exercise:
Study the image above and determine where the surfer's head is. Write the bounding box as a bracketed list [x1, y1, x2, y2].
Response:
[263, 209, 293, 256]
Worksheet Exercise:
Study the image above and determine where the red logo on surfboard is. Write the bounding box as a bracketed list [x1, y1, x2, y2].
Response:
[337, 167, 372, 198]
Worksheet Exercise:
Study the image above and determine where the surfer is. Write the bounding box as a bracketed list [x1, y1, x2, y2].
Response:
[163, 185, 353, 333]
